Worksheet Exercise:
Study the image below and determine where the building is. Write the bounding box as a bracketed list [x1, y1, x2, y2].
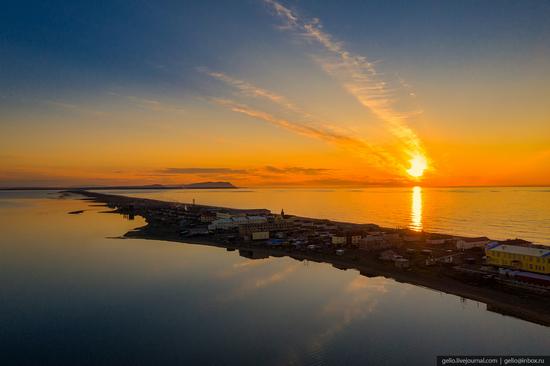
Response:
[199, 211, 217, 223]
[485, 243, 550, 274]
[359, 236, 395, 251]
[208, 216, 267, 231]
[403, 234, 422, 242]
[456, 236, 490, 250]
[239, 249, 269, 260]
[331, 235, 346, 245]
[330, 232, 362, 246]
[379, 250, 399, 261]
[426, 235, 447, 245]
[238, 220, 294, 236]
[382, 232, 400, 241]
[251, 231, 269, 240]
[216, 211, 245, 219]
[394, 258, 410, 269]
[349, 234, 362, 245]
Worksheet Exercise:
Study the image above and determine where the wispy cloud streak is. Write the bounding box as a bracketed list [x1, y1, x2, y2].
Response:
[211, 97, 399, 168]
[205, 69, 404, 170]
[205, 69, 306, 116]
[265, 0, 427, 159]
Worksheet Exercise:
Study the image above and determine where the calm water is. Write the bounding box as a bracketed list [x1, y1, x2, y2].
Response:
[108, 187, 550, 245]
[0, 190, 548, 365]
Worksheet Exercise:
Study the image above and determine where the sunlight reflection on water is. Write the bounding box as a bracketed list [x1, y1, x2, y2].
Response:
[410, 186, 423, 231]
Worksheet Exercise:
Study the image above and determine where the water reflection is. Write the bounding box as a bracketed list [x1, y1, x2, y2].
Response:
[410, 186, 423, 231]
[2, 192, 549, 365]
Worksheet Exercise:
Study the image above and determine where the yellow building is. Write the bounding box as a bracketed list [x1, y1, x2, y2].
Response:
[331, 235, 346, 245]
[485, 243, 550, 274]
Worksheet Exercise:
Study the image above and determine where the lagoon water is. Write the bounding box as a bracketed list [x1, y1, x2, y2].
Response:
[0, 189, 549, 365]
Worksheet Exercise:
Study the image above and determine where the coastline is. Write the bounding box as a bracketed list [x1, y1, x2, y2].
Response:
[68, 189, 550, 327]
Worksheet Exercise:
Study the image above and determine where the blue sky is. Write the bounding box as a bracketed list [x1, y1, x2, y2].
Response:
[2, 0, 549, 98]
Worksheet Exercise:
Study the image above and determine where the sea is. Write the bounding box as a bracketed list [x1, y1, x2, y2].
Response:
[0, 187, 548, 365]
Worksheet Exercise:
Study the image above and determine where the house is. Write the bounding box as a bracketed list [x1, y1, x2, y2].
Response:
[359, 237, 395, 251]
[426, 236, 446, 245]
[238, 220, 294, 236]
[331, 235, 346, 245]
[349, 234, 362, 245]
[199, 211, 217, 223]
[331, 231, 363, 246]
[379, 250, 399, 261]
[394, 258, 410, 269]
[266, 238, 285, 246]
[456, 236, 490, 250]
[251, 231, 269, 240]
[485, 242, 550, 274]
[403, 234, 422, 242]
[216, 211, 244, 219]
[239, 249, 269, 260]
[382, 232, 400, 241]
[208, 216, 267, 231]
[187, 227, 210, 236]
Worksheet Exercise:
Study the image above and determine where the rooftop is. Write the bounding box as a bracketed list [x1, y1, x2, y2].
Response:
[460, 237, 490, 242]
[487, 243, 550, 257]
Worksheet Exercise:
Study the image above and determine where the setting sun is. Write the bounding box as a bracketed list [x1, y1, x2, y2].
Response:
[406, 155, 428, 178]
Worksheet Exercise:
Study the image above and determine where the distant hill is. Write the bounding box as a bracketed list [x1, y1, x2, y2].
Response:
[0, 182, 237, 190]
[183, 181, 236, 189]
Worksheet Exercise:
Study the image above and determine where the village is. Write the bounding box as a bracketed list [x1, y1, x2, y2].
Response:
[74, 190, 550, 299]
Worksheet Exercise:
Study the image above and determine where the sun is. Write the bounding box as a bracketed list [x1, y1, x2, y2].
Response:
[407, 154, 427, 178]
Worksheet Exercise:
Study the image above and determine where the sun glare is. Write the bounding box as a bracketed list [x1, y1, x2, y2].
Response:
[407, 154, 427, 178]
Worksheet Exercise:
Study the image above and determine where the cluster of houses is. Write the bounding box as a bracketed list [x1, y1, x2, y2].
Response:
[134, 200, 549, 285]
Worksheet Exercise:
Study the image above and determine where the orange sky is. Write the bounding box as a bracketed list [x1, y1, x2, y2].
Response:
[1, 1, 549, 188]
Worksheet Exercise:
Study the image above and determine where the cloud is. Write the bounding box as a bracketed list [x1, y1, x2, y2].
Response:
[126, 95, 186, 114]
[264, 166, 331, 175]
[204, 68, 312, 118]
[264, 0, 427, 159]
[217, 263, 301, 302]
[204, 69, 404, 171]
[159, 167, 249, 174]
[212, 97, 399, 169]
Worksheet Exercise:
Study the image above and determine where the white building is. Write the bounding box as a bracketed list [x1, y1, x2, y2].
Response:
[216, 211, 245, 219]
[456, 237, 490, 250]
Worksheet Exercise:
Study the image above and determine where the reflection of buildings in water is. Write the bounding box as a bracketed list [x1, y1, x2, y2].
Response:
[123, 213, 135, 220]
[410, 186, 422, 232]
[485, 303, 539, 326]
[239, 249, 269, 260]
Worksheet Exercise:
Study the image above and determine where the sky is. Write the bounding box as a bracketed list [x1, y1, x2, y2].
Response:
[1, 0, 549, 187]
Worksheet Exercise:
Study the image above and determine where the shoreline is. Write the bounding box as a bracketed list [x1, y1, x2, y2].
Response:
[68, 189, 550, 327]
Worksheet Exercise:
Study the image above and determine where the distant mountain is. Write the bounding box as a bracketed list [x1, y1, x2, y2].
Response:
[0, 182, 237, 190]
[183, 181, 236, 189]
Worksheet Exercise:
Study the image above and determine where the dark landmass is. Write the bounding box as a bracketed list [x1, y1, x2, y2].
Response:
[67, 190, 550, 327]
[183, 181, 236, 189]
[68, 210, 85, 214]
[0, 181, 237, 191]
